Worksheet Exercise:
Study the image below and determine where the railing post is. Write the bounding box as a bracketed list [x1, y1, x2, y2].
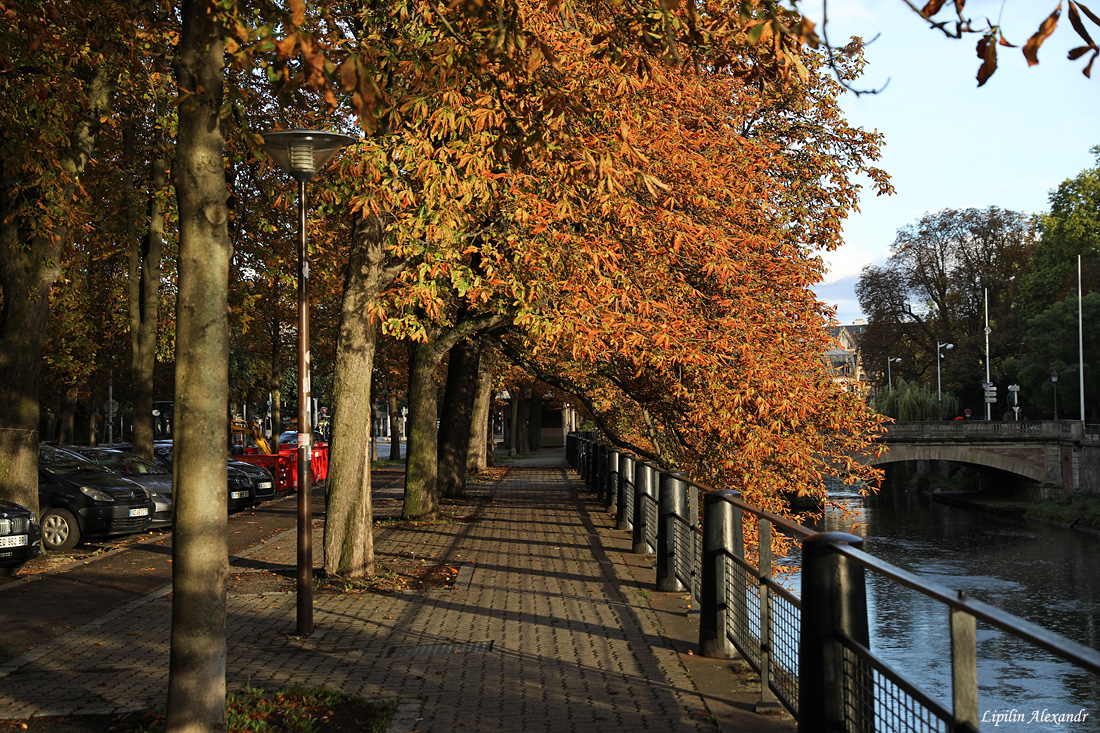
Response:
[798, 531, 871, 733]
[594, 444, 606, 500]
[605, 449, 620, 515]
[756, 519, 782, 712]
[657, 472, 688, 592]
[951, 590, 979, 728]
[700, 489, 741, 658]
[617, 454, 635, 531]
[632, 461, 656, 554]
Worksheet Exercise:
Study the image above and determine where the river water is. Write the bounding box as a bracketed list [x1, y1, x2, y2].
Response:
[813, 483, 1100, 732]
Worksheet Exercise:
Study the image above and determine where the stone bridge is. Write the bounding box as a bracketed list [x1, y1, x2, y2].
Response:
[871, 421, 1099, 498]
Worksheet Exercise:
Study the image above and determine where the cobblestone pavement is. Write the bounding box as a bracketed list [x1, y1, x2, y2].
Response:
[0, 451, 794, 732]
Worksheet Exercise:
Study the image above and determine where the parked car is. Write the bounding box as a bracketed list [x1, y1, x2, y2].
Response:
[38, 445, 155, 551]
[151, 442, 256, 512]
[277, 430, 328, 448]
[230, 460, 276, 503]
[56, 447, 173, 529]
[0, 500, 42, 576]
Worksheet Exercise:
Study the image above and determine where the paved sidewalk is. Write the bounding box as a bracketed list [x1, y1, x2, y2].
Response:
[0, 451, 794, 732]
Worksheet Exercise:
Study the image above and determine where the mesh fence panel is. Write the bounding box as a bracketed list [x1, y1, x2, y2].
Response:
[770, 589, 800, 715]
[643, 494, 658, 551]
[725, 557, 762, 668]
[842, 644, 951, 733]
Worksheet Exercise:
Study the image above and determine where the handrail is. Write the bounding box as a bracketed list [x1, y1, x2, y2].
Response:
[835, 542, 1100, 675]
[565, 432, 1100, 732]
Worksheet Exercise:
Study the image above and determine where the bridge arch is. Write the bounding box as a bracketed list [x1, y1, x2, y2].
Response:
[869, 444, 1048, 485]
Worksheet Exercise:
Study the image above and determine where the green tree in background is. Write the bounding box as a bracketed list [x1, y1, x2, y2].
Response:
[873, 378, 958, 421]
[856, 207, 1035, 409]
[1003, 292, 1100, 422]
[1018, 146, 1100, 320]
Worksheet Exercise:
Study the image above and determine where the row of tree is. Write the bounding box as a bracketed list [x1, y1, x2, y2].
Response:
[857, 149, 1100, 420]
[10, 0, 1096, 730]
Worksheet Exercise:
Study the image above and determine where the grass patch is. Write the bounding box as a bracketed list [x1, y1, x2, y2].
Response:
[1026, 489, 1100, 531]
[317, 561, 459, 593]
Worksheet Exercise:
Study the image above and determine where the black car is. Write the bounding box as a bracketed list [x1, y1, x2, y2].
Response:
[230, 460, 276, 503]
[151, 442, 256, 512]
[0, 500, 42, 576]
[38, 445, 155, 551]
[57, 447, 174, 529]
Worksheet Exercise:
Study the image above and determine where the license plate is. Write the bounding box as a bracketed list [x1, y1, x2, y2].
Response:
[0, 534, 27, 548]
[258, 482, 272, 489]
[129, 507, 149, 518]
[230, 491, 248, 499]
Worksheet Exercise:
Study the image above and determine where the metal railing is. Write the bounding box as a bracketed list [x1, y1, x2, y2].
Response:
[566, 433, 1100, 732]
[881, 420, 1083, 441]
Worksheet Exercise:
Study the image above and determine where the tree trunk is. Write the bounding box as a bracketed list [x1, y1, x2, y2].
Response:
[323, 214, 391, 579]
[467, 369, 493, 474]
[486, 390, 496, 468]
[517, 395, 530, 454]
[58, 392, 78, 446]
[0, 65, 110, 517]
[403, 339, 443, 519]
[508, 395, 519, 456]
[528, 393, 542, 451]
[166, 4, 229, 730]
[438, 338, 483, 498]
[388, 392, 401, 460]
[128, 144, 167, 462]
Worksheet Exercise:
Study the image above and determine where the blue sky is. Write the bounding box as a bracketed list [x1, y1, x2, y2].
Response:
[809, 0, 1100, 324]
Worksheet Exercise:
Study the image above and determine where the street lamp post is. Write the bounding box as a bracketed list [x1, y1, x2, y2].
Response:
[936, 342, 954, 401]
[1052, 370, 1059, 421]
[261, 128, 355, 635]
[887, 357, 901, 390]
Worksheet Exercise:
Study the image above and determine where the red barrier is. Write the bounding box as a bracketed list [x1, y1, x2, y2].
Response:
[233, 444, 328, 492]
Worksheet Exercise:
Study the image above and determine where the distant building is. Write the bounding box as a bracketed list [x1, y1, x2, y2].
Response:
[826, 320, 867, 388]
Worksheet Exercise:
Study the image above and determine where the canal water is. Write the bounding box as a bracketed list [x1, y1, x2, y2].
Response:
[815, 482, 1100, 731]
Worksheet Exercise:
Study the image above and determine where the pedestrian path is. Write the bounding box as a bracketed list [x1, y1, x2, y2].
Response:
[0, 452, 793, 731]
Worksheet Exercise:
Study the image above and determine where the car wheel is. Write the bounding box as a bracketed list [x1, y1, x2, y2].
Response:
[41, 508, 80, 551]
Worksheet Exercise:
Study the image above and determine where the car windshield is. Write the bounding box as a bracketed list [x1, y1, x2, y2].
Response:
[39, 447, 108, 476]
[90, 451, 167, 476]
[279, 431, 325, 445]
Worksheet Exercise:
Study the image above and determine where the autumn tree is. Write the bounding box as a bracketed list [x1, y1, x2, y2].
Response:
[0, 2, 139, 516]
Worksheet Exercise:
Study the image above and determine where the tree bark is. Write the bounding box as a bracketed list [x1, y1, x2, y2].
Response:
[128, 144, 167, 462]
[166, 4, 229, 730]
[402, 314, 506, 519]
[438, 338, 483, 498]
[467, 368, 493, 474]
[403, 339, 444, 519]
[323, 214, 397, 579]
[58, 392, 78, 446]
[507, 394, 519, 456]
[528, 392, 542, 451]
[388, 391, 401, 460]
[0, 66, 110, 516]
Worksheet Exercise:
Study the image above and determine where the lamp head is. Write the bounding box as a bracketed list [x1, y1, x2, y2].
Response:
[261, 129, 357, 182]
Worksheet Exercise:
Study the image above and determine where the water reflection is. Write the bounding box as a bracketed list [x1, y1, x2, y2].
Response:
[812, 483, 1100, 731]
